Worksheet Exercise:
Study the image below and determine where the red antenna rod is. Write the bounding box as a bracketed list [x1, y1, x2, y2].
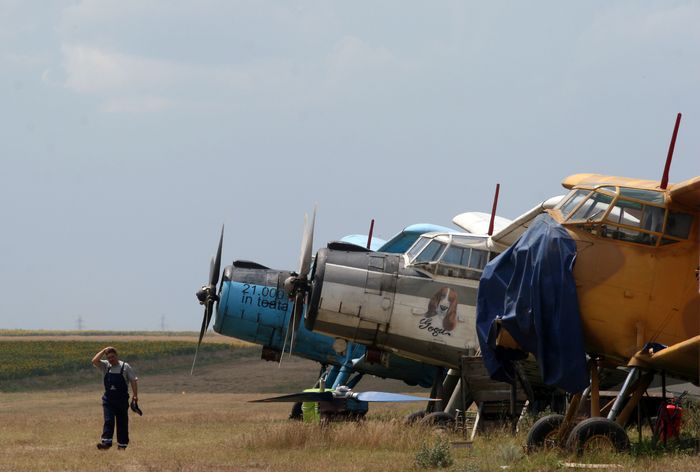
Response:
[366, 219, 375, 249]
[660, 113, 682, 190]
[487, 183, 500, 236]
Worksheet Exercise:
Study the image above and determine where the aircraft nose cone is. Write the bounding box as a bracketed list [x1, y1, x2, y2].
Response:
[196, 287, 208, 303]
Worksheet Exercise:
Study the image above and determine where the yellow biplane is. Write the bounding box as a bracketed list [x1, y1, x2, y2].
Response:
[482, 114, 700, 453]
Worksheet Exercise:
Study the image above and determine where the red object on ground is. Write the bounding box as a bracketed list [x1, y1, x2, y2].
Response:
[658, 403, 683, 442]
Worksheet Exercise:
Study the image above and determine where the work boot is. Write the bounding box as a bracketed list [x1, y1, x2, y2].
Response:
[118, 446, 127, 451]
[97, 443, 112, 450]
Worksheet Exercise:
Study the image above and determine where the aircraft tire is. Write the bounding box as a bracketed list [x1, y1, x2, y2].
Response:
[566, 417, 630, 456]
[289, 402, 303, 421]
[419, 411, 455, 429]
[526, 414, 564, 450]
[404, 410, 426, 425]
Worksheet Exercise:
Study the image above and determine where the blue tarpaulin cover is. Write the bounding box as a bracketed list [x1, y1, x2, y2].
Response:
[477, 214, 589, 393]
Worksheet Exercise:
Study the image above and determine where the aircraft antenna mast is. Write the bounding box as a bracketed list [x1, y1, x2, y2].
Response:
[660, 112, 682, 189]
[487, 183, 501, 236]
[366, 219, 375, 249]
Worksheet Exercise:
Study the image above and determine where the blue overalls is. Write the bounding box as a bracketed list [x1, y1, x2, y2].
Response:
[101, 362, 129, 448]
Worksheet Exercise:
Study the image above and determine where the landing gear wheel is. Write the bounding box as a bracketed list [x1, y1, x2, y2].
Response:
[289, 402, 303, 421]
[526, 414, 564, 450]
[566, 417, 630, 456]
[404, 410, 427, 425]
[419, 411, 455, 429]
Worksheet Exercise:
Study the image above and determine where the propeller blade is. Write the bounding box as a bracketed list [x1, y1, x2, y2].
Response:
[288, 291, 306, 355]
[190, 305, 209, 375]
[192, 225, 224, 375]
[354, 391, 440, 403]
[279, 317, 292, 366]
[298, 206, 316, 278]
[250, 391, 334, 403]
[209, 225, 224, 287]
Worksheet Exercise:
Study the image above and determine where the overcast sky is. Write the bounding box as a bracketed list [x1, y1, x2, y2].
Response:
[1, 1, 698, 330]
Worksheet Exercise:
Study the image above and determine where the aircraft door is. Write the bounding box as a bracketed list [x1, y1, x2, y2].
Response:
[360, 254, 399, 325]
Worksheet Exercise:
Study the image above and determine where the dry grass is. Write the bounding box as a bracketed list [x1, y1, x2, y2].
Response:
[3, 390, 700, 471]
[2, 333, 700, 471]
[0, 391, 441, 472]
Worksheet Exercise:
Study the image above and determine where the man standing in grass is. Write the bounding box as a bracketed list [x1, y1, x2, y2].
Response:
[91, 346, 138, 450]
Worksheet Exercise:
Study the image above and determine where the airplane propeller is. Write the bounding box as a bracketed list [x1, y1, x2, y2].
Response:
[192, 225, 224, 374]
[281, 206, 316, 357]
[250, 390, 439, 403]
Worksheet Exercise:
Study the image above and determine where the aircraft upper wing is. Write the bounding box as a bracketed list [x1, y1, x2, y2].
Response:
[631, 335, 700, 385]
[452, 212, 512, 235]
[670, 176, 700, 210]
[562, 173, 660, 190]
[487, 195, 564, 251]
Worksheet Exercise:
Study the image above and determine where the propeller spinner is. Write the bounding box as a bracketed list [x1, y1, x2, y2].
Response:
[281, 206, 316, 357]
[192, 225, 224, 374]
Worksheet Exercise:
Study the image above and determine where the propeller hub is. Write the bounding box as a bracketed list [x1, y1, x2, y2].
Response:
[195, 285, 219, 305]
[191, 224, 224, 375]
[283, 275, 308, 299]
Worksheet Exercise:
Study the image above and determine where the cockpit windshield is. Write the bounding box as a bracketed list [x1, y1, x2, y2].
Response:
[406, 233, 491, 280]
[414, 240, 446, 263]
[556, 186, 693, 246]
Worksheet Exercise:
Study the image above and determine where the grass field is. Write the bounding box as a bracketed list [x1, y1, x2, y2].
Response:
[0, 330, 202, 337]
[2, 333, 700, 471]
[0, 337, 253, 392]
[3, 390, 700, 472]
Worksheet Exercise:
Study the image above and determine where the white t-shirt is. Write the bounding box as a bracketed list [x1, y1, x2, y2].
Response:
[97, 360, 138, 383]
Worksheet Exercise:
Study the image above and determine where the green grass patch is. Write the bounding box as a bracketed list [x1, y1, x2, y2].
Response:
[0, 340, 256, 392]
[0, 330, 199, 337]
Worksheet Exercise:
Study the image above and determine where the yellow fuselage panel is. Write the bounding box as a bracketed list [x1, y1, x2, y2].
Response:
[549, 208, 699, 365]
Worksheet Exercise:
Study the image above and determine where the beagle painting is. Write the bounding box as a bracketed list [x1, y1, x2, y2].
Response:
[420, 287, 459, 335]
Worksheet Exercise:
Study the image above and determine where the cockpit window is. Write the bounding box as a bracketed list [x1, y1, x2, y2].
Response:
[564, 185, 693, 247]
[558, 190, 590, 218]
[441, 246, 465, 266]
[414, 240, 446, 263]
[620, 187, 665, 204]
[569, 192, 613, 222]
[665, 211, 694, 239]
[440, 246, 488, 270]
[408, 234, 490, 280]
[606, 199, 665, 233]
[406, 237, 430, 261]
[469, 249, 488, 270]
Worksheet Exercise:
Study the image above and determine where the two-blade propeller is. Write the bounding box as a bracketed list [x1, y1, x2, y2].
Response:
[251, 389, 439, 403]
[192, 225, 224, 374]
[281, 206, 317, 358]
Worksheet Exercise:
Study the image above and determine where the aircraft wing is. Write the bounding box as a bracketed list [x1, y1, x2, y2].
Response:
[487, 195, 564, 251]
[452, 212, 512, 235]
[631, 335, 700, 385]
[670, 176, 700, 210]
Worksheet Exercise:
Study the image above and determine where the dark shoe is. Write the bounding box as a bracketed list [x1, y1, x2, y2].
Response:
[117, 446, 127, 451]
[97, 443, 112, 450]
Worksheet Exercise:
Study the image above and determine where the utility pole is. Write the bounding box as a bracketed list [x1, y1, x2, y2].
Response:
[160, 314, 166, 332]
[76, 316, 83, 331]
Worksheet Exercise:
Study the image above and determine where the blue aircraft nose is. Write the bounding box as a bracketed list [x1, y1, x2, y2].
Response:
[213, 263, 295, 349]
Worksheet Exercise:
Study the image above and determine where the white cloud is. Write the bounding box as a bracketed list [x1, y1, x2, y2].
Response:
[61, 44, 182, 94]
[60, 36, 411, 114]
